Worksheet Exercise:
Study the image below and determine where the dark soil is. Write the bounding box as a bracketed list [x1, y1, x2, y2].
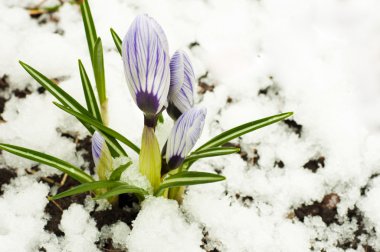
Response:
[303, 156, 325, 173]
[283, 119, 303, 137]
[75, 136, 95, 175]
[0, 167, 17, 195]
[91, 192, 140, 231]
[294, 193, 340, 225]
[337, 206, 375, 251]
[189, 41, 200, 49]
[13, 88, 32, 98]
[198, 71, 215, 94]
[201, 228, 221, 252]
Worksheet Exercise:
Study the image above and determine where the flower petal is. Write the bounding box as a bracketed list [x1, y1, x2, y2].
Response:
[166, 107, 207, 170]
[168, 50, 195, 118]
[122, 14, 170, 116]
[92, 131, 104, 166]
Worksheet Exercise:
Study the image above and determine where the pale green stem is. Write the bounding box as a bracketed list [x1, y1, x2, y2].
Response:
[139, 125, 162, 191]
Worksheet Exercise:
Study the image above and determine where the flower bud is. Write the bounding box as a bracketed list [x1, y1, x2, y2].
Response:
[166, 107, 206, 170]
[122, 14, 170, 120]
[92, 131, 113, 180]
[167, 50, 195, 120]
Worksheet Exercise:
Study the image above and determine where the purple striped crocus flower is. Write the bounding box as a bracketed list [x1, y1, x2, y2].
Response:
[167, 50, 195, 120]
[166, 107, 206, 170]
[122, 14, 170, 125]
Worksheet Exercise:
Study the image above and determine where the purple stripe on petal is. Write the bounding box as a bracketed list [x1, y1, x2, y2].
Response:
[122, 14, 170, 116]
[92, 131, 105, 166]
[166, 107, 207, 170]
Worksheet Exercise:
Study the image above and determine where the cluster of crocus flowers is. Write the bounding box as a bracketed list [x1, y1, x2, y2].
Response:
[104, 14, 206, 191]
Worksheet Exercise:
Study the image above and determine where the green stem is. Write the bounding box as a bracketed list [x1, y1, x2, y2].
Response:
[139, 125, 162, 191]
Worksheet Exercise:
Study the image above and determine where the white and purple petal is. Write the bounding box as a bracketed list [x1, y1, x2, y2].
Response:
[166, 107, 206, 169]
[92, 131, 105, 166]
[168, 50, 195, 119]
[122, 14, 170, 117]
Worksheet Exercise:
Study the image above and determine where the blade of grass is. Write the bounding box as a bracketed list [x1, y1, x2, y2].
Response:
[93, 38, 106, 105]
[19, 61, 94, 134]
[80, 0, 97, 62]
[185, 147, 240, 163]
[78, 60, 102, 122]
[94, 184, 148, 201]
[50, 180, 125, 200]
[54, 102, 140, 154]
[196, 112, 293, 152]
[110, 28, 122, 55]
[0, 143, 94, 183]
[155, 171, 225, 196]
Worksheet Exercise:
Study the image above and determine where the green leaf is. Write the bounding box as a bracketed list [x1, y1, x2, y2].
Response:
[80, 0, 97, 62]
[54, 102, 140, 154]
[93, 38, 106, 104]
[0, 143, 94, 184]
[155, 171, 225, 196]
[94, 184, 148, 201]
[50, 180, 125, 200]
[196, 112, 293, 152]
[109, 161, 132, 181]
[19, 61, 94, 134]
[185, 147, 240, 162]
[110, 28, 122, 55]
[78, 60, 102, 122]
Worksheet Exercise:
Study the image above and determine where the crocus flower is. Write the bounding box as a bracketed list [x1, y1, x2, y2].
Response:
[167, 50, 195, 120]
[166, 107, 207, 171]
[92, 131, 112, 180]
[122, 14, 170, 125]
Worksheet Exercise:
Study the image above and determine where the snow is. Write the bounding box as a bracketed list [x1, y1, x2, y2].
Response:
[127, 197, 203, 252]
[0, 0, 379, 251]
[59, 204, 100, 252]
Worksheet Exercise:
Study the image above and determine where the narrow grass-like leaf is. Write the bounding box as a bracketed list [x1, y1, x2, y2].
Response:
[0, 143, 94, 183]
[78, 60, 102, 122]
[196, 112, 293, 152]
[155, 171, 225, 196]
[54, 102, 140, 154]
[185, 147, 240, 163]
[19, 61, 94, 133]
[93, 38, 106, 104]
[94, 184, 148, 201]
[110, 28, 122, 55]
[109, 161, 132, 181]
[50, 180, 124, 200]
[80, 0, 97, 62]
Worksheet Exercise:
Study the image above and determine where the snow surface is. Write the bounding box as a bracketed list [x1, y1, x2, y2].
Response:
[0, 0, 380, 251]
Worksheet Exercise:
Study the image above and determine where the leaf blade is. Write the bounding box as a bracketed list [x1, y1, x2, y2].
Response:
[80, 0, 98, 62]
[110, 28, 122, 55]
[19, 61, 94, 134]
[185, 147, 240, 163]
[94, 184, 148, 201]
[155, 171, 225, 196]
[54, 102, 140, 154]
[0, 143, 94, 183]
[78, 60, 102, 122]
[50, 180, 124, 200]
[109, 161, 132, 181]
[93, 38, 106, 104]
[196, 112, 293, 151]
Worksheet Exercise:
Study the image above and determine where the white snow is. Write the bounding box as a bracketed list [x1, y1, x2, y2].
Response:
[59, 204, 100, 252]
[0, 0, 379, 251]
[127, 197, 203, 252]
